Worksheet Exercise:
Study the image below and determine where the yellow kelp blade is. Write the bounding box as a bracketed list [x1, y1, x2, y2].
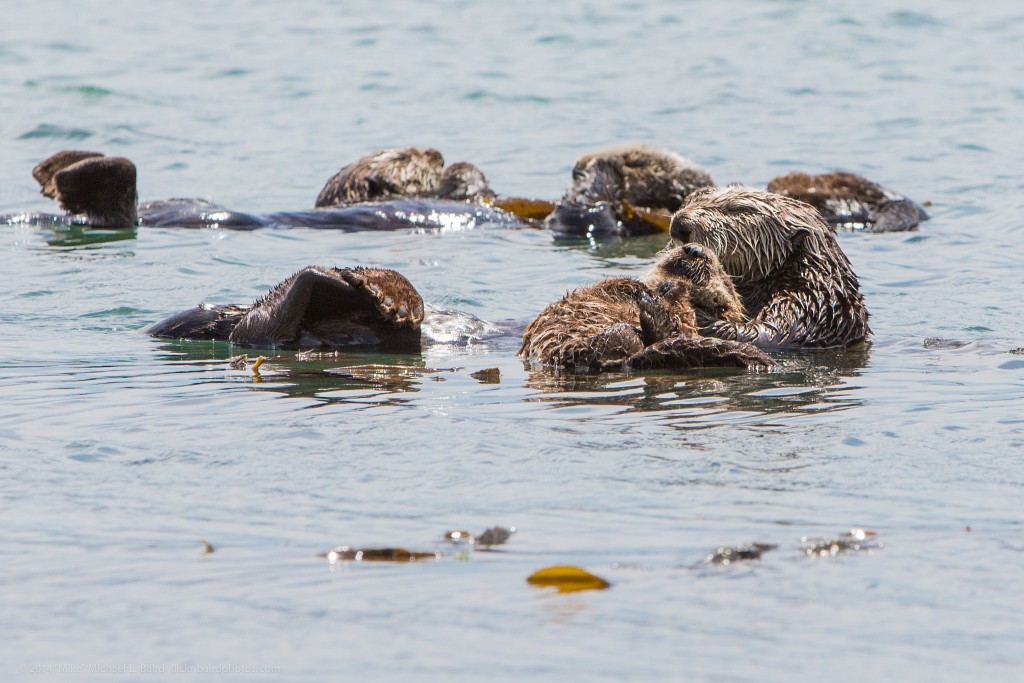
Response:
[620, 201, 673, 233]
[527, 565, 611, 593]
[490, 197, 557, 222]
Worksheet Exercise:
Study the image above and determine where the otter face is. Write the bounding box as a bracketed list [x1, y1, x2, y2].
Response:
[651, 243, 745, 324]
[654, 243, 720, 286]
[437, 162, 494, 201]
[670, 186, 823, 285]
[544, 200, 622, 237]
[565, 157, 626, 205]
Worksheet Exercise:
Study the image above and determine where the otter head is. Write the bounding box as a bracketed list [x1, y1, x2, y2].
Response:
[544, 200, 623, 237]
[563, 145, 714, 210]
[649, 243, 745, 324]
[37, 154, 139, 228]
[436, 161, 495, 201]
[669, 186, 826, 286]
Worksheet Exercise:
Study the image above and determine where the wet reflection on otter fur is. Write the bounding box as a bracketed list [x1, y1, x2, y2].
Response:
[524, 346, 869, 420]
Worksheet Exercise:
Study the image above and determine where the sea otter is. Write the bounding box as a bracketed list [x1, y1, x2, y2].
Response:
[766, 171, 928, 232]
[669, 186, 871, 349]
[518, 243, 774, 371]
[16, 149, 522, 231]
[545, 144, 715, 237]
[315, 147, 496, 207]
[147, 266, 424, 350]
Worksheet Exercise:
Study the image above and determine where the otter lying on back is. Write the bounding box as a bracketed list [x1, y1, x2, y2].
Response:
[21, 149, 515, 231]
[147, 266, 424, 350]
[670, 186, 871, 349]
[767, 171, 928, 232]
[518, 243, 773, 371]
[545, 144, 715, 237]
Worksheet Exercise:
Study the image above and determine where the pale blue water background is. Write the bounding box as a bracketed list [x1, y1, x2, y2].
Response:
[1, 1, 1023, 681]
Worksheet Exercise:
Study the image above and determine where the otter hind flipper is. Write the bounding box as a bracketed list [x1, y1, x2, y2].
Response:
[51, 156, 138, 227]
[624, 335, 775, 371]
[341, 267, 425, 328]
[227, 266, 424, 349]
[33, 150, 105, 198]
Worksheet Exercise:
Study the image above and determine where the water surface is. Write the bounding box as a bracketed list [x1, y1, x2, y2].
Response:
[1, 2, 1023, 681]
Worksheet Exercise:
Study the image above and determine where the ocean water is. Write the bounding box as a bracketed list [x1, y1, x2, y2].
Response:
[1, 1, 1023, 681]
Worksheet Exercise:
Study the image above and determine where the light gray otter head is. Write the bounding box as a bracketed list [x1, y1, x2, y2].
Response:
[546, 144, 714, 237]
[646, 242, 746, 326]
[32, 150, 138, 227]
[669, 186, 830, 287]
[436, 161, 495, 201]
[315, 147, 446, 207]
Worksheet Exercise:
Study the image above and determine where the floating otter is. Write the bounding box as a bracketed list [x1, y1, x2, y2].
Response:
[669, 186, 871, 349]
[18, 150, 522, 231]
[545, 144, 715, 237]
[315, 147, 496, 207]
[766, 171, 928, 232]
[147, 266, 424, 350]
[518, 243, 774, 371]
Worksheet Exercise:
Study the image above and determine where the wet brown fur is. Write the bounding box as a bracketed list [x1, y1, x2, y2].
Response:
[562, 144, 715, 212]
[315, 147, 494, 207]
[148, 267, 424, 350]
[767, 171, 927, 232]
[518, 244, 773, 371]
[670, 186, 871, 348]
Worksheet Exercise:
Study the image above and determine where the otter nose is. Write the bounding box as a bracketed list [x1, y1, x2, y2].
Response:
[670, 216, 691, 244]
[682, 243, 704, 258]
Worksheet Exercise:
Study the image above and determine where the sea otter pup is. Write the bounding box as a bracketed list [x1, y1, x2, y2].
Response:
[147, 266, 423, 350]
[766, 171, 928, 232]
[545, 144, 715, 237]
[314, 147, 495, 207]
[518, 243, 773, 371]
[669, 186, 871, 349]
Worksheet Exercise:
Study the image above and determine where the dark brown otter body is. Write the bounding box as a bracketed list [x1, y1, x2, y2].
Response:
[546, 144, 715, 237]
[767, 171, 928, 232]
[147, 266, 423, 350]
[670, 186, 871, 349]
[518, 244, 773, 371]
[315, 147, 495, 207]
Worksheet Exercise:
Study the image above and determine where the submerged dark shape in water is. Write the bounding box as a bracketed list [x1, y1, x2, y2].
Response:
[767, 171, 929, 232]
[703, 542, 778, 565]
[519, 243, 774, 371]
[12, 150, 525, 232]
[147, 266, 424, 351]
[545, 144, 714, 238]
[670, 186, 872, 349]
